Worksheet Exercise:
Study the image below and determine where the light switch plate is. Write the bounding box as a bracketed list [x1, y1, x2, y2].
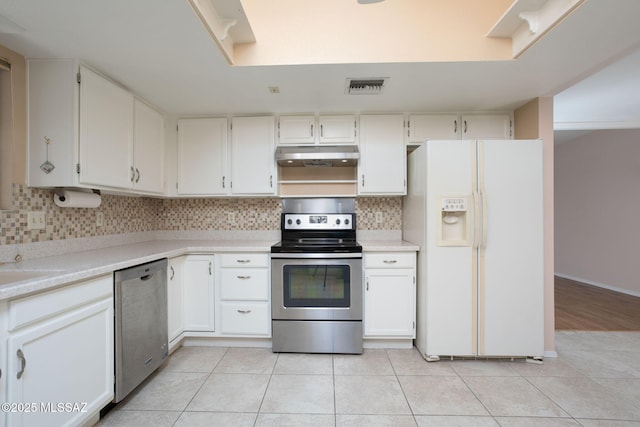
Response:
[27, 211, 46, 230]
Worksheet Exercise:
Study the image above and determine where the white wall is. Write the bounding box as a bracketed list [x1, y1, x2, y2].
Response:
[555, 129, 640, 297]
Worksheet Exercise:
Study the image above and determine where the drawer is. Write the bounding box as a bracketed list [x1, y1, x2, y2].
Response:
[219, 253, 269, 268]
[8, 274, 113, 331]
[364, 252, 416, 269]
[220, 269, 269, 300]
[220, 302, 270, 336]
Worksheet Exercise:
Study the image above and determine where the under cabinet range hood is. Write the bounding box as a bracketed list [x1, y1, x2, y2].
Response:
[276, 146, 359, 167]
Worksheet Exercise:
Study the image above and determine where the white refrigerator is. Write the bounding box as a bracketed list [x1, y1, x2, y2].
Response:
[403, 140, 544, 360]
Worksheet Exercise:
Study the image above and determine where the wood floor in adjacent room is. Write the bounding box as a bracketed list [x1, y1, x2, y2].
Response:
[555, 276, 640, 331]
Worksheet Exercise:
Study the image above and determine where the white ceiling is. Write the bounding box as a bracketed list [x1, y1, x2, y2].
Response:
[1, 0, 640, 139]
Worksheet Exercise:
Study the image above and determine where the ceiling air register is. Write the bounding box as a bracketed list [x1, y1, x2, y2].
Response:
[345, 78, 388, 95]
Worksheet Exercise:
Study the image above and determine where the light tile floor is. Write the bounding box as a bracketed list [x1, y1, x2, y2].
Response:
[97, 331, 640, 426]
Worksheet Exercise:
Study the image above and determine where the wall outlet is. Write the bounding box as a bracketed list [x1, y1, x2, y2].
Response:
[27, 211, 46, 230]
[227, 212, 235, 224]
[375, 211, 383, 223]
[96, 212, 104, 227]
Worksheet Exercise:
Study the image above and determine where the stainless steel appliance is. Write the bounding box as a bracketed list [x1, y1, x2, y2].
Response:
[271, 198, 363, 354]
[114, 259, 168, 402]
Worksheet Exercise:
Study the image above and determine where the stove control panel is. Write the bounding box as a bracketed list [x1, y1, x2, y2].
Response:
[283, 214, 355, 230]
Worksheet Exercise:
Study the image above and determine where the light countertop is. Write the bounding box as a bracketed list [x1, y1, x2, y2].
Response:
[0, 238, 419, 301]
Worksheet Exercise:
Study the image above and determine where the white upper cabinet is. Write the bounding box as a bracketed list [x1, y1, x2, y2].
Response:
[278, 114, 357, 145]
[408, 114, 460, 142]
[133, 99, 164, 194]
[177, 116, 275, 196]
[177, 118, 228, 195]
[27, 59, 81, 188]
[230, 116, 276, 195]
[318, 115, 357, 144]
[408, 113, 512, 143]
[27, 60, 166, 194]
[461, 114, 512, 139]
[358, 114, 406, 196]
[278, 115, 315, 144]
[79, 65, 135, 189]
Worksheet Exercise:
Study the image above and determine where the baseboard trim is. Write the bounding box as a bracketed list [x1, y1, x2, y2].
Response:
[544, 350, 558, 358]
[555, 273, 640, 298]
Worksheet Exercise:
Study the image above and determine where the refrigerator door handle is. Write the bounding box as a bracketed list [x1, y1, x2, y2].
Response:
[472, 190, 481, 249]
[479, 190, 488, 250]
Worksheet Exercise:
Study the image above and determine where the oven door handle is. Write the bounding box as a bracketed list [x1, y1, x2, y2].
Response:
[270, 252, 362, 259]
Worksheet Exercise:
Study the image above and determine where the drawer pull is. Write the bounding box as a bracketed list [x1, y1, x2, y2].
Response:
[236, 259, 251, 264]
[383, 260, 398, 264]
[237, 309, 252, 314]
[237, 275, 251, 280]
[17, 349, 26, 380]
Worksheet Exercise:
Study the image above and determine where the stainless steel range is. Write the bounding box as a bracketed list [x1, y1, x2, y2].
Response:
[271, 198, 363, 354]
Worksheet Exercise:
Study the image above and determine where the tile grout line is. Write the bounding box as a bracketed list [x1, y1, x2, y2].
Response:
[384, 349, 419, 425]
[253, 350, 279, 426]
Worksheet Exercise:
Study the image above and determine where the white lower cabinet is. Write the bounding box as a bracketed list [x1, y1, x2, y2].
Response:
[217, 253, 270, 337]
[364, 252, 416, 338]
[182, 255, 215, 332]
[3, 275, 114, 427]
[167, 256, 186, 347]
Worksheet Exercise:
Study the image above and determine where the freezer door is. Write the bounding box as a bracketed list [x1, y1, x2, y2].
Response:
[424, 140, 477, 357]
[478, 140, 544, 357]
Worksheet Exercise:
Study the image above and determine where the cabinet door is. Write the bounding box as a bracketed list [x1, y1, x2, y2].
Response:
[230, 116, 276, 195]
[6, 299, 113, 427]
[178, 118, 228, 195]
[461, 114, 512, 139]
[168, 256, 186, 344]
[27, 59, 79, 188]
[364, 269, 415, 338]
[133, 99, 164, 193]
[278, 115, 315, 144]
[183, 255, 215, 332]
[358, 115, 406, 195]
[408, 114, 460, 142]
[319, 115, 356, 144]
[79, 65, 134, 189]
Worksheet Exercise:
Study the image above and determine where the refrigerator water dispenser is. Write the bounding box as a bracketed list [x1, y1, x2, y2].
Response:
[438, 197, 471, 246]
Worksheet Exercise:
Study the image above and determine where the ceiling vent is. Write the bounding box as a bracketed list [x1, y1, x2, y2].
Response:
[345, 78, 388, 95]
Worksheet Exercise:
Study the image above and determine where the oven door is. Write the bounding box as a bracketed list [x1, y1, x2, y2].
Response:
[271, 255, 362, 321]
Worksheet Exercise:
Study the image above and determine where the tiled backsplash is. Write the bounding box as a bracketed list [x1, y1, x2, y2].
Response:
[1, 185, 402, 246]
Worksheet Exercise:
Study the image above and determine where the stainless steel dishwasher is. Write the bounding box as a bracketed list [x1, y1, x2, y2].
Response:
[114, 258, 168, 402]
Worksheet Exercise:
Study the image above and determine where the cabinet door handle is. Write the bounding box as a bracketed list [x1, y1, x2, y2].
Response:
[236, 259, 251, 264]
[454, 120, 457, 134]
[366, 280, 369, 291]
[170, 266, 175, 280]
[464, 120, 468, 134]
[237, 309, 252, 314]
[222, 176, 226, 189]
[270, 175, 273, 188]
[383, 260, 397, 264]
[237, 275, 251, 280]
[361, 174, 365, 187]
[209, 262, 212, 275]
[16, 349, 26, 380]
[310, 124, 314, 137]
[135, 168, 140, 183]
[320, 124, 324, 137]
[130, 166, 135, 182]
